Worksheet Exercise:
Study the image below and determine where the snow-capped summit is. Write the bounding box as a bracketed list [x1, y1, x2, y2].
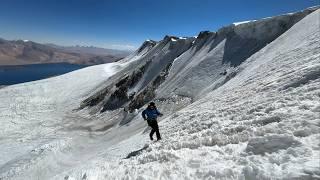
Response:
[0, 6, 319, 180]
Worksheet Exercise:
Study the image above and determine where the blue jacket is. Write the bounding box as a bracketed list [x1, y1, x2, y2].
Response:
[142, 108, 161, 120]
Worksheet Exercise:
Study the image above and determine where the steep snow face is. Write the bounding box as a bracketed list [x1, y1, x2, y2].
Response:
[119, 39, 156, 63]
[78, 35, 195, 113]
[156, 7, 317, 99]
[79, 7, 317, 116]
[130, 36, 194, 93]
[60, 9, 320, 180]
[0, 7, 319, 180]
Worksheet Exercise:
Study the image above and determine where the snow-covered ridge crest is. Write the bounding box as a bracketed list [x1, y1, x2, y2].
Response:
[232, 5, 319, 26]
[55, 9, 319, 179]
[79, 34, 196, 113]
[0, 7, 319, 180]
[233, 20, 256, 26]
[67, 6, 318, 116]
[73, 9, 319, 179]
[156, 6, 319, 100]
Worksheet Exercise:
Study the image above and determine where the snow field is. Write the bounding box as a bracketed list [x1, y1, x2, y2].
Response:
[58, 9, 320, 180]
[0, 8, 319, 180]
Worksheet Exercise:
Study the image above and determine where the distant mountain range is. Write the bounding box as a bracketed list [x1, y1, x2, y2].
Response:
[0, 6, 319, 180]
[45, 43, 131, 56]
[0, 38, 132, 65]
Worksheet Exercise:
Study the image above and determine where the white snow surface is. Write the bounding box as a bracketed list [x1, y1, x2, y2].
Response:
[171, 38, 177, 42]
[233, 20, 257, 26]
[0, 9, 319, 180]
[0, 46, 151, 179]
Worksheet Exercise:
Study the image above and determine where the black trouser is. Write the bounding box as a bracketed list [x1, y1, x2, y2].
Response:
[147, 119, 161, 140]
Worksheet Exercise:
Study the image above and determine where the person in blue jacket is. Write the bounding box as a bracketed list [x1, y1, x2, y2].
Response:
[142, 102, 163, 141]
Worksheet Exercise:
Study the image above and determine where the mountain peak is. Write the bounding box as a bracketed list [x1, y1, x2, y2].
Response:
[136, 39, 157, 54]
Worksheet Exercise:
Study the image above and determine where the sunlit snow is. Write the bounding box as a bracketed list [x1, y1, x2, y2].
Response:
[0, 7, 319, 180]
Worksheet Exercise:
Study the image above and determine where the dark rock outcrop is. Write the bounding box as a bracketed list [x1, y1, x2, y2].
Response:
[79, 7, 319, 114]
[128, 62, 173, 111]
[100, 61, 152, 112]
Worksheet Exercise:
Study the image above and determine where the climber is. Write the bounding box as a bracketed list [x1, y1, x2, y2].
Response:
[142, 102, 163, 141]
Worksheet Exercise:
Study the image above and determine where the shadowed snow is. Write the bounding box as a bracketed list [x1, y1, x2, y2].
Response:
[0, 7, 319, 180]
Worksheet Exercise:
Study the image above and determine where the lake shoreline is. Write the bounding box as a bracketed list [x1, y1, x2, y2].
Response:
[0, 63, 88, 85]
[0, 62, 91, 67]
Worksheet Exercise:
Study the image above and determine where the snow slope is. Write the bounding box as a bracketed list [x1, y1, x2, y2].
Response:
[78, 7, 316, 116]
[156, 7, 317, 99]
[61, 8, 320, 180]
[0, 43, 154, 179]
[0, 7, 319, 180]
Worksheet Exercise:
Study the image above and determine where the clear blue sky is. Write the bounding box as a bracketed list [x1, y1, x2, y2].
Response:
[0, 0, 318, 50]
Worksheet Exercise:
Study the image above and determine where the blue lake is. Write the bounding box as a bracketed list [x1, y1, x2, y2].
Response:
[0, 63, 88, 85]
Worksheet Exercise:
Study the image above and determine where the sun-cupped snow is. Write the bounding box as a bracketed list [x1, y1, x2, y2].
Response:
[0, 6, 319, 180]
[58, 9, 320, 180]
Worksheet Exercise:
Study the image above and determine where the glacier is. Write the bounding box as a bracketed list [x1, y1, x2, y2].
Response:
[0, 7, 319, 180]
